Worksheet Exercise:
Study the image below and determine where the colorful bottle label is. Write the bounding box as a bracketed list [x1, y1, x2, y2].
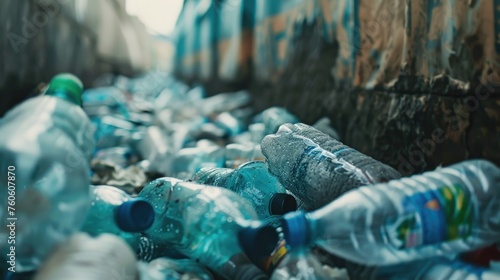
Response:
[262, 240, 288, 272]
[388, 184, 473, 249]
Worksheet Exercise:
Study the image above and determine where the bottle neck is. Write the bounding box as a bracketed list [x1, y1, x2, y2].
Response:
[45, 89, 82, 106]
[283, 211, 315, 249]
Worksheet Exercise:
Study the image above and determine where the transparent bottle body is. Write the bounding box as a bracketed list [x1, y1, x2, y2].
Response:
[366, 257, 500, 280]
[0, 96, 94, 271]
[224, 143, 264, 169]
[258, 107, 299, 135]
[195, 161, 288, 218]
[81, 185, 140, 248]
[169, 147, 225, 180]
[139, 178, 259, 279]
[262, 123, 401, 210]
[307, 160, 500, 265]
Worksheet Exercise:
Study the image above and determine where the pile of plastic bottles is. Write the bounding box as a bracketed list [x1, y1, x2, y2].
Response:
[1, 73, 500, 280]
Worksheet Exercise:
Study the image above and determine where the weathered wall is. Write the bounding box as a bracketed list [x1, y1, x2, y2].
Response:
[174, 0, 500, 174]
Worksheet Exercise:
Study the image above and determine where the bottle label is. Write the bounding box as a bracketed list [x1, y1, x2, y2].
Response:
[262, 240, 288, 272]
[388, 184, 473, 249]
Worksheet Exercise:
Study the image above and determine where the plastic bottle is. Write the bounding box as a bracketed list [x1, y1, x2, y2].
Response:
[139, 257, 213, 280]
[312, 117, 340, 140]
[261, 123, 401, 209]
[0, 74, 95, 272]
[200, 90, 251, 116]
[81, 86, 129, 118]
[193, 161, 297, 218]
[255, 107, 300, 135]
[169, 145, 225, 179]
[213, 111, 246, 137]
[224, 143, 265, 169]
[91, 115, 136, 150]
[275, 160, 500, 266]
[237, 215, 289, 275]
[137, 177, 270, 279]
[136, 126, 173, 174]
[361, 257, 500, 280]
[33, 233, 138, 280]
[270, 248, 330, 280]
[92, 146, 135, 168]
[81, 185, 154, 250]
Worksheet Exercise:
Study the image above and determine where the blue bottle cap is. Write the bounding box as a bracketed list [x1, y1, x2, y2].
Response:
[238, 221, 279, 260]
[115, 198, 155, 232]
[283, 211, 309, 248]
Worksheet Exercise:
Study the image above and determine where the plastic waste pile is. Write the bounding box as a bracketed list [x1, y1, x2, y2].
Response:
[1, 72, 500, 280]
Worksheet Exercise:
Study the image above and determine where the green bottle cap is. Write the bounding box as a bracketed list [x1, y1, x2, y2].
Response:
[44, 73, 84, 106]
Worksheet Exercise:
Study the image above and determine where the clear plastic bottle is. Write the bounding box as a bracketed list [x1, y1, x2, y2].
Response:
[139, 257, 213, 280]
[224, 143, 264, 169]
[271, 248, 330, 280]
[138, 177, 269, 279]
[256, 107, 300, 135]
[213, 111, 246, 137]
[200, 90, 251, 116]
[194, 161, 297, 218]
[33, 233, 138, 280]
[169, 146, 225, 179]
[92, 146, 134, 168]
[136, 126, 174, 174]
[0, 74, 95, 272]
[312, 117, 340, 140]
[261, 123, 401, 209]
[81, 86, 129, 118]
[81, 185, 154, 250]
[366, 257, 500, 280]
[279, 160, 500, 266]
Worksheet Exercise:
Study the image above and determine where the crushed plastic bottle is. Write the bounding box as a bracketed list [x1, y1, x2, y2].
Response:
[139, 257, 213, 280]
[138, 177, 269, 279]
[274, 160, 500, 266]
[0, 74, 95, 272]
[81, 185, 154, 250]
[193, 161, 297, 218]
[261, 123, 401, 209]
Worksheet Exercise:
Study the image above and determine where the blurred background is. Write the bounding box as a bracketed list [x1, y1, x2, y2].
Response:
[1, 0, 500, 172]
